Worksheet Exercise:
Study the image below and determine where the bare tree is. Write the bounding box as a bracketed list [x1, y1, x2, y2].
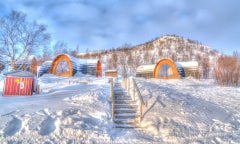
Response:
[118, 51, 128, 77]
[111, 52, 118, 69]
[0, 10, 50, 71]
[201, 55, 210, 79]
[127, 52, 134, 74]
[70, 44, 80, 57]
[213, 53, 240, 86]
[53, 40, 68, 56]
[143, 51, 150, 64]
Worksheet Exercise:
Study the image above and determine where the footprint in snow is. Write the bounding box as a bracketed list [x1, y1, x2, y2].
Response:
[3, 117, 22, 137]
[39, 116, 56, 136]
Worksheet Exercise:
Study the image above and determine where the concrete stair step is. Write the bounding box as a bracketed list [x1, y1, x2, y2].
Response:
[114, 119, 139, 125]
[114, 109, 138, 114]
[114, 97, 132, 100]
[113, 92, 128, 96]
[114, 113, 140, 119]
[114, 107, 138, 111]
[112, 83, 141, 128]
[114, 100, 137, 104]
[114, 104, 138, 109]
[115, 124, 140, 128]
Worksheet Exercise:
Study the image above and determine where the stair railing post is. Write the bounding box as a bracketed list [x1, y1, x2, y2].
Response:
[112, 100, 114, 120]
[125, 78, 128, 91]
[110, 78, 113, 100]
[127, 78, 130, 95]
[109, 78, 114, 120]
[122, 77, 124, 89]
[125, 78, 127, 90]
[140, 102, 142, 123]
[132, 78, 135, 101]
[124, 77, 126, 90]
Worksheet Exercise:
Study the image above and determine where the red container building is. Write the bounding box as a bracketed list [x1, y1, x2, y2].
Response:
[3, 71, 35, 96]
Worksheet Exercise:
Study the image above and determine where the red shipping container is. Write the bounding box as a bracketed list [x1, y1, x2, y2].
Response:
[3, 71, 35, 96]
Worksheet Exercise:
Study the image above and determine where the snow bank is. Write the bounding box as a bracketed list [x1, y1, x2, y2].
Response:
[135, 78, 240, 143]
[0, 74, 239, 143]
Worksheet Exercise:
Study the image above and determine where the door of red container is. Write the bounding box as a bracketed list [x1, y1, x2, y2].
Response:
[3, 76, 20, 96]
[19, 77, 33, 95]
[3, 76, 33, 96]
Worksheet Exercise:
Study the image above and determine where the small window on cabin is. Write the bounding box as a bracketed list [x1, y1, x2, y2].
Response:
[56, 60, 69, 73]
[158, 64, 173, 77]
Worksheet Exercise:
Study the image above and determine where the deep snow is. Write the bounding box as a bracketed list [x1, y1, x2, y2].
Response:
[0, 74, 239, 143]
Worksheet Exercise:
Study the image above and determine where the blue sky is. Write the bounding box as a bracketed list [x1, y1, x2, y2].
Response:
[1, 0, 240, 54]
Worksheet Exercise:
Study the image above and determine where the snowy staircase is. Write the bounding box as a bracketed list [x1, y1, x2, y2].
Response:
[113, 82, 140, 128]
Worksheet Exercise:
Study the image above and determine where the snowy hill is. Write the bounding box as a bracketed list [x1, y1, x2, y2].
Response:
[76, 35, 218, 77]
[0, 74, 239, 143]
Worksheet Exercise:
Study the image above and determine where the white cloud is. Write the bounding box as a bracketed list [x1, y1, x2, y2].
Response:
[1, 0, 240, 54]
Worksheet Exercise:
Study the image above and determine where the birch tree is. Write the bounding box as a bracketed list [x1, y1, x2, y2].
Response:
[0, 10, 50, 70]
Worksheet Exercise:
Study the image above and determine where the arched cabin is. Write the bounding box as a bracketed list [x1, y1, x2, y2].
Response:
[136, 58, 199, 79]
[38, 54, 102, 77]
[49, 54, 79, 77]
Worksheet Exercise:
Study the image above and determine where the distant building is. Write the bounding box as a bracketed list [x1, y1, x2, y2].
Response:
[105, 69, 117, 77]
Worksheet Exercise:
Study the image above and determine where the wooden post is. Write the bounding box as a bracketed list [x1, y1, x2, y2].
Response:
[36, 84, 40, 94]
[122, 77, 126, 89]
[124, 78, 127, 90]
[121, 77, 124, 88]
[127, 78, 130, 95]
[132, 78, 135, 101]
[140, 102, 142, 123]
[110, 79, 113, 100]
[112, 100, 114, 120]
[126, 78, 128, 91]
[110, 78, 114, 120]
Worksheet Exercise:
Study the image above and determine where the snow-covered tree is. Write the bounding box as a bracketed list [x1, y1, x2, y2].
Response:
[0, 10, 50, 70]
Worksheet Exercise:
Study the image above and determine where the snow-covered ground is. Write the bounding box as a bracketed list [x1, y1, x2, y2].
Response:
[137, 78, 240, 143]
[0, 74, 239, 143]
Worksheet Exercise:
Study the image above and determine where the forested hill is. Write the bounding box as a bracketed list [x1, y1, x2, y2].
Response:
[75, 35, 218, 77]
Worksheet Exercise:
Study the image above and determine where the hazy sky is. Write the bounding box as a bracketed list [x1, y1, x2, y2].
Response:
[1, 0, 240, 54]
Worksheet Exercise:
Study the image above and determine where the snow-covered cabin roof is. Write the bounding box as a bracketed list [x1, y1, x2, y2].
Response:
[61, 54, 99, 65]
[4, 70, 35, 77]
[105, 69, 117, 72]
[175, 61, 198, 68]
[136, 65, 155, 72]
